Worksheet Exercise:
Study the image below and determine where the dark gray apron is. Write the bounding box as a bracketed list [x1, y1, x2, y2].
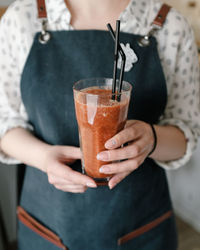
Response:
[17, 2, 178, 250]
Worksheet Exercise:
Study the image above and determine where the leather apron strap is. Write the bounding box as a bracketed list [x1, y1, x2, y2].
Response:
[36, 1, 171, 26]
[152, 4, 171, 27]
[37, 0, 47, 19]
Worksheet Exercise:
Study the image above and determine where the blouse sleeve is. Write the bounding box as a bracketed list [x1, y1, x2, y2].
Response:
[156, 13, 200, 170]
[0, 9, 33, 164]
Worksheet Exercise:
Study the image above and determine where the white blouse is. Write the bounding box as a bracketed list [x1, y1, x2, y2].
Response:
[0, 0, 200, 169]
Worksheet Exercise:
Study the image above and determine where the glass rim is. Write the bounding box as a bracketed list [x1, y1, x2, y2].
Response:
[73, 77, 132, 96]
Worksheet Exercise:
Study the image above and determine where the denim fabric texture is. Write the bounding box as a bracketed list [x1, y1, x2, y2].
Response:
[18, 29, 177, 250]
[18, 221, 65, 250]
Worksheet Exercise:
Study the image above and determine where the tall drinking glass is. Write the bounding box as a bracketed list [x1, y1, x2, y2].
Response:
[73, 78, 132, 183]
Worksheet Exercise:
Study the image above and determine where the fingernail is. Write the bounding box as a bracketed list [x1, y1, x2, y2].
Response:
[109, 183, 115, 190]
[99, 166, 110, 173]
[86, 182, 97, 188]
[105, 139, 116, 149]
[97, 152, 109, 161]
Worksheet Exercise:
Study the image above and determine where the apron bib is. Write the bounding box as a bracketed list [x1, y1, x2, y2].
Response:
[17, 2, 177, 250]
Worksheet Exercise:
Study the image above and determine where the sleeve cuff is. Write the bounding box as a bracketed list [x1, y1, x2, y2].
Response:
[0, 118, 33, 164]
[155, 119, 197, 170]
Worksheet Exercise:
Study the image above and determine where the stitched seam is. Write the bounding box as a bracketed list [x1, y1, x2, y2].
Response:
[118, 210, 173, 245]
[17, 206, 68, 250]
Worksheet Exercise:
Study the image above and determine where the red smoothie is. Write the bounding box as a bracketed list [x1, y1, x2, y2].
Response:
[74, 88, 130, 179]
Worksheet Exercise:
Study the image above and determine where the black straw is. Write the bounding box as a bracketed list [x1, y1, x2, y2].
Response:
[117, 51, 126, 102]
[111, 20, 120, 100]
[107, 22, 126, 102]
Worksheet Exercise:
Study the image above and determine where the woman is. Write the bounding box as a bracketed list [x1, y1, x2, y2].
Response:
[0, 0, 199, 249]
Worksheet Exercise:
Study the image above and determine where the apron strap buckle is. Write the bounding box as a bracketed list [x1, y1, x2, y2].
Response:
[138, 25, 160, 47]
[38, 19, 51, 44]
[36, 0, 51, 44]
[138, 4, 171, 47]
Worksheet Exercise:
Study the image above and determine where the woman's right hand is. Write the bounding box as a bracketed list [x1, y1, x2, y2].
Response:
[0, 128, 97, 193]
[44, 145, 97, 193]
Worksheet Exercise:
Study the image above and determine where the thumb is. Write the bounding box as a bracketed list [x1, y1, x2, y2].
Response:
[125, 120, 137, 128]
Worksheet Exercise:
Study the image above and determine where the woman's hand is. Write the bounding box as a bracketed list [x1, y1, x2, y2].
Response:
[44, 145, 97, 193]
[1, 127, 97, 193]
[97, 120, 155, 189]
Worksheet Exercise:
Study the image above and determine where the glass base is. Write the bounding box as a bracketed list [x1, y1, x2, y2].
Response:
[92, 177, 109, 186]
[82, 165, 110, 186]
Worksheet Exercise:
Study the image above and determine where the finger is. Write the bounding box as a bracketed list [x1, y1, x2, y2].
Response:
[48, 163, 97, 188]
[60, 146, 82, 160]
[97, 138, 149, 162]
[99, 155, 144, 175]
[54, 183, 87, 190]
[48, 175, 86, 188]
[64, 159, 77, 165]
[55, 184, 87, 193]
[108, 171, 130, 189]
[104, 124, 141, 150]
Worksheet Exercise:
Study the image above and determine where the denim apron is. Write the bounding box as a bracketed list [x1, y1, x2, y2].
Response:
[17, 2, 178, 250]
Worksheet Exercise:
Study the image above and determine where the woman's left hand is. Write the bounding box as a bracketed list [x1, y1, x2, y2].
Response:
[97, 120, 155, 189]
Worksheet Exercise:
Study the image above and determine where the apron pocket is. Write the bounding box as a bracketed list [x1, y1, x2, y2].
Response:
[17, 206, 68, 250]
[118, 210, 173, 246]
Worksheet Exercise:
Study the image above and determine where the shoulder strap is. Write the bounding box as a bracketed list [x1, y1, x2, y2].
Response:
[152, 3, 171, 27]
[36, 2, 171, 26]
[37, 0, 47, 19]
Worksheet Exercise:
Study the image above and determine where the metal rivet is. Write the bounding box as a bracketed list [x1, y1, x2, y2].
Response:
[39, 32, 51, 44]
[138, 36, 150, 47]
[137, 26, 160, 47]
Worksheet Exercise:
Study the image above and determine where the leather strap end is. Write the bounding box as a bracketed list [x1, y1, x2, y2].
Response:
[37, 0, 47, 19]
[153, 4, 171, 27]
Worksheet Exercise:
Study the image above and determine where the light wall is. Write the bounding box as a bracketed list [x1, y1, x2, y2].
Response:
[165, 0, 200, 42]
[0, 0, 13, 6]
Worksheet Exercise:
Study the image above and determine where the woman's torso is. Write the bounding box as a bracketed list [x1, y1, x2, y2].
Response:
[16, 1, 178, 250]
